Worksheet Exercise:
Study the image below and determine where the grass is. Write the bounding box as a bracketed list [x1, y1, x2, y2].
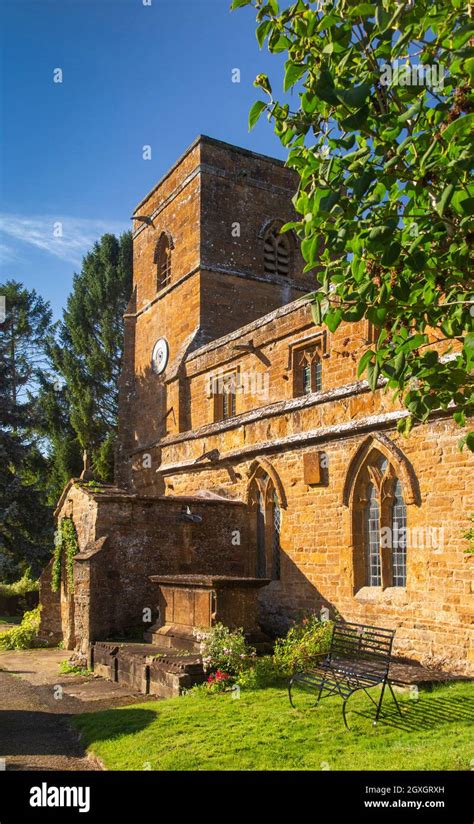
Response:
[59, 659, 92, 677]
[73, 680, 474, 771]
[0, 616, 21, 626]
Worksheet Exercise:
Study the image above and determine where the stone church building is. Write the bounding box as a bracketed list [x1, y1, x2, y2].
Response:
[40, 136, 473, 677]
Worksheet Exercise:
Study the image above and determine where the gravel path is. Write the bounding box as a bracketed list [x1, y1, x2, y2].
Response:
[0, 669, 102, 771]
[0, 648, 154, 771]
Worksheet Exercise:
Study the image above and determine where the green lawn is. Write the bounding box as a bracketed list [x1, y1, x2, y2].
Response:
[73, 680, 474, 771]
[0, 616, 21, 626]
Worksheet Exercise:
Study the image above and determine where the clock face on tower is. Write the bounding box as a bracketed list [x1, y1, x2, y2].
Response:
[151, 337, 169, 375]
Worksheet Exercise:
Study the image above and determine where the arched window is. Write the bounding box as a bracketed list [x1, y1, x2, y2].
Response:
[256, 491, 266, 579]
[293, 345, 323, 396]
[352, 450, 408, 589]
[154, 232, 172, 290]
[248, 465, 284, 581]
[272, 493, 281, 580]
[391, 479, 407, 586]
[263, 223, 291, 276]
[365, 483, 381, 586]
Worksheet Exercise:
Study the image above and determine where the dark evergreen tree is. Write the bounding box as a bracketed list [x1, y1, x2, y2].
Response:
[47, 232, 132, 481]
[0, 282, 54, 580]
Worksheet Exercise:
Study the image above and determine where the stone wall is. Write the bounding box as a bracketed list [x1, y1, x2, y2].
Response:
[44, 136, 473, 676]
[40, 482, 249, 653]
[121, 293, 473, 673]
[149, 420, 473, 674]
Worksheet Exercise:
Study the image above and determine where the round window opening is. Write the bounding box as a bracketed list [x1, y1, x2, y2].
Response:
[151, 338, 169, 375]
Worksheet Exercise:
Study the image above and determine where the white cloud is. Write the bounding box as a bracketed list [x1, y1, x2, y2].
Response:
[0, 213, 129, 267]
[0, 241, 21, 265]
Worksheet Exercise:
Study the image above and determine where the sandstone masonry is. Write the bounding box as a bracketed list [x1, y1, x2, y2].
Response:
[40, 136, 474, 675]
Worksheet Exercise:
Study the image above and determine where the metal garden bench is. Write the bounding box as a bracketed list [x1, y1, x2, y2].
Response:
[288, 621, 402, 729]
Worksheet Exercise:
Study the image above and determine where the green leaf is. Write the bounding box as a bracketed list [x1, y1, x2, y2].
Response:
[283, 61, 307, 92]
[381, 241, 401, 266]
[313, 69, 337, 104]
[435, 184, 455, 217]
[375, 6, 391, 32]
[230, 0, 251, 8]
[341, 105, 370, 132]
[397, 101, 421, 125]
[311, 300, 322, 326]
[256, 20, 272, 48]
[367, 359, 380, 390]
[357, 349, 374, 377]
[464, 333, 474, 361]
[248, 100, 267, 131]
[458, 197, 474, 216]
[270, 34, 291, 53]
[348, 3, 375, 17]
[325, 308, 343, 333]
[336, 83, 371, 109]
[400, 334, 427, 353]
[459, 431, 474, 452]
[441, 113, 474, 144]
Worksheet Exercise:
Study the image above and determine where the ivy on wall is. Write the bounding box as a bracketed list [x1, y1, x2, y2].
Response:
[51, 517, 79, 593]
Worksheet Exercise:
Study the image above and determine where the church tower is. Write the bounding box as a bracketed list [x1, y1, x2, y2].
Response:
[116, 136, 313, 489]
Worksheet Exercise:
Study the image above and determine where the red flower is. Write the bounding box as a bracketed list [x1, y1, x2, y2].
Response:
[215, 670, 230, 680]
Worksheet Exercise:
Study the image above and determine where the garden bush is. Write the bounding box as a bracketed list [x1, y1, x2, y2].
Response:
[237, 613, 333, 689]
[195, 616, 333, 693]
[273, 613, 333, 676]
[0, 569, 39, 599]
[196, 623, 256, 676]
[0, 606, 43, 650]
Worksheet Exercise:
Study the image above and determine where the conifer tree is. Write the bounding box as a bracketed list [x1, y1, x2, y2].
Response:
[47, 232, 133, 481]
[0, 282, 54, 579]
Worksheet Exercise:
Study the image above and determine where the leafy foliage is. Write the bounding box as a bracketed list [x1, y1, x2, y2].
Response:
[238, 614, 333, 687]
[0, 282, 54, 579]
[234, 0, 474, 446]
[45, 232, 132, 481]
[59, 659, 91, 677]
[196, 623, 256, 675]
[51, 517, 78, 593]
[0, 569, 39, 600]
[462, 513, 474, 554]
[273, 612, 333, 674]
[0, 606, 42, 650]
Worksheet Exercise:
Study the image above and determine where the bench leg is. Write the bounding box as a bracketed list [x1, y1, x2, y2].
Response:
[288, 679, 295, 709]
[342, 697, 351, 730]
[388, 681, 403, 716]
[373, 680, 387, 726]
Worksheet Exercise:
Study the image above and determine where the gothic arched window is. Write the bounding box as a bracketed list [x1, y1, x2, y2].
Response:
[263, 223, 292, 277]
[352, 450, 408, 590]
[391, 479, 407, 586]
[272, 493, 281, 580]
[154, 232, 172, 290]
[293, 345, 323, 396]
[248, 466, 283, 581]
[365, 483, 381, 586]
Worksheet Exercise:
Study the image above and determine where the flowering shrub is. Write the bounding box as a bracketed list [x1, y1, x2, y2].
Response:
[206, 669, 232, 694]
[196, 623, 256, 675]
[236, 615, 333, 690]
[273, 613, 333, 676]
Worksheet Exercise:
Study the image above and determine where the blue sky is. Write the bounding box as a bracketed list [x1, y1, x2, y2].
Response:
[0, 0, 287, 319]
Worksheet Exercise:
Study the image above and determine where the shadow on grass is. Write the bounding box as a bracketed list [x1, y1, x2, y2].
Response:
[76, 708, 158, 743]
[352, 695, 474, 732]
